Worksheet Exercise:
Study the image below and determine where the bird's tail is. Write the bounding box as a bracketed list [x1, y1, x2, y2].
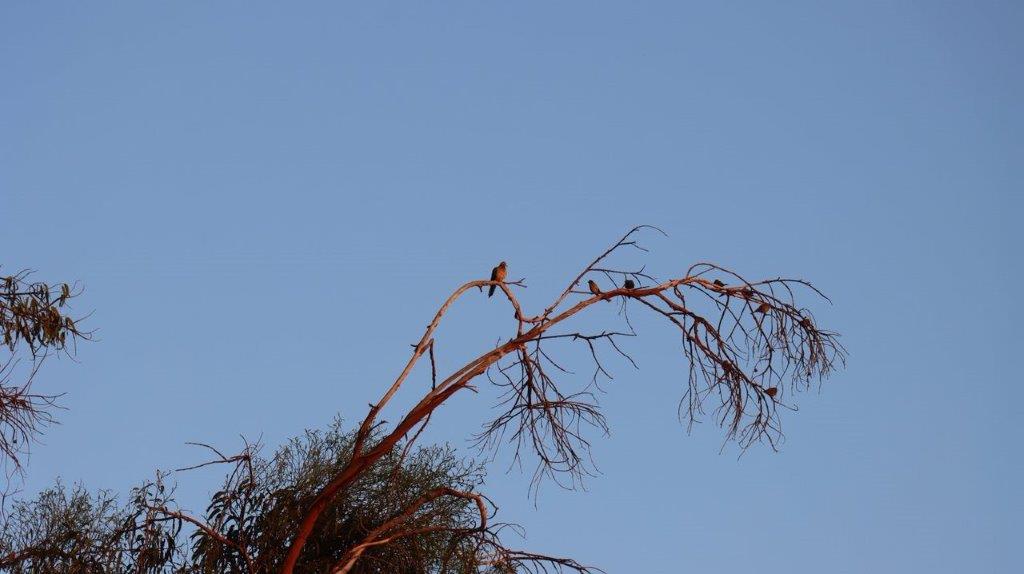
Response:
[488, 284, 497, 297]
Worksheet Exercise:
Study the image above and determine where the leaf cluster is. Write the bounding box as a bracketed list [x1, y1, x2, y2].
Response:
[0, 269, 89, 472]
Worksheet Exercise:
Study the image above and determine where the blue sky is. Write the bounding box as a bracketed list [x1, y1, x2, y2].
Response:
[2, 1, 1020, 572]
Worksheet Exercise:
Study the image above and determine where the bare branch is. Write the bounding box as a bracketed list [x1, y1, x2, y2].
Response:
[279, 228, 845, 573]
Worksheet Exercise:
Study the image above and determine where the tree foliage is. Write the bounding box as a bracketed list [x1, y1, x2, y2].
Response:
[0, 420, 496, 573]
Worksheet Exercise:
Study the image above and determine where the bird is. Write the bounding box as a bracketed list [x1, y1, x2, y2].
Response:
[488, 261, 507, 297]
[754, 302, 772, 314]
[713, 279, 725, 287]
[588, 279, 602, 297]
[764, 387, 779, 398]
[623, 278, 635, 289]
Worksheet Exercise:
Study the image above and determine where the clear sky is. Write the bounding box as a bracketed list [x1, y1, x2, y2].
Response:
[2, 2, 1020, 572]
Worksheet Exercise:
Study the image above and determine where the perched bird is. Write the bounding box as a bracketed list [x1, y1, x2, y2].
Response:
[764, 387, 779, 398]
[755, 302, 772, 314]
[623, 278, 635, 289]
[713, 279, 725, 287]
[588, 279, 602, 297]
[488, 261, 507, 297]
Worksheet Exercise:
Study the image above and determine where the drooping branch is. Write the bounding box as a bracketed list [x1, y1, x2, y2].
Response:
[279, 227, 845, 573]
[144, 505, 256, 574]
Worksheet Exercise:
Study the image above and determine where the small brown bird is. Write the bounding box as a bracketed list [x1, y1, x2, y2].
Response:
[623, 279, 635, 289]
[713, 279, 725, 287]
[755, 302, 772, 314]
[488, 261, 507, 297]
[588, 279, 602, 297]
[764, 387, 778, 398]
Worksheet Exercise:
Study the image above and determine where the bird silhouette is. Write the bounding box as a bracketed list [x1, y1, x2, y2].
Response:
[713, 279, 725, 287]
[588, 279, 602, 297]
[488, 262, 507, 297]
[623, 278, 635, 289]
[764, 387, 779, 398]
[755, 302, 772, 314]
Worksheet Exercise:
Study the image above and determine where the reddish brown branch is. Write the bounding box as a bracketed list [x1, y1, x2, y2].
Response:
[331, 487, 487, 574]
[278, 228, 844, 573]
[145, 505, 256, 574]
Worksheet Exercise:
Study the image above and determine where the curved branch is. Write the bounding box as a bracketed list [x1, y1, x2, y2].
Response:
[278, 230, 844, 573]
[145, 505, 256, 574]
[331, 487, 487, 574]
